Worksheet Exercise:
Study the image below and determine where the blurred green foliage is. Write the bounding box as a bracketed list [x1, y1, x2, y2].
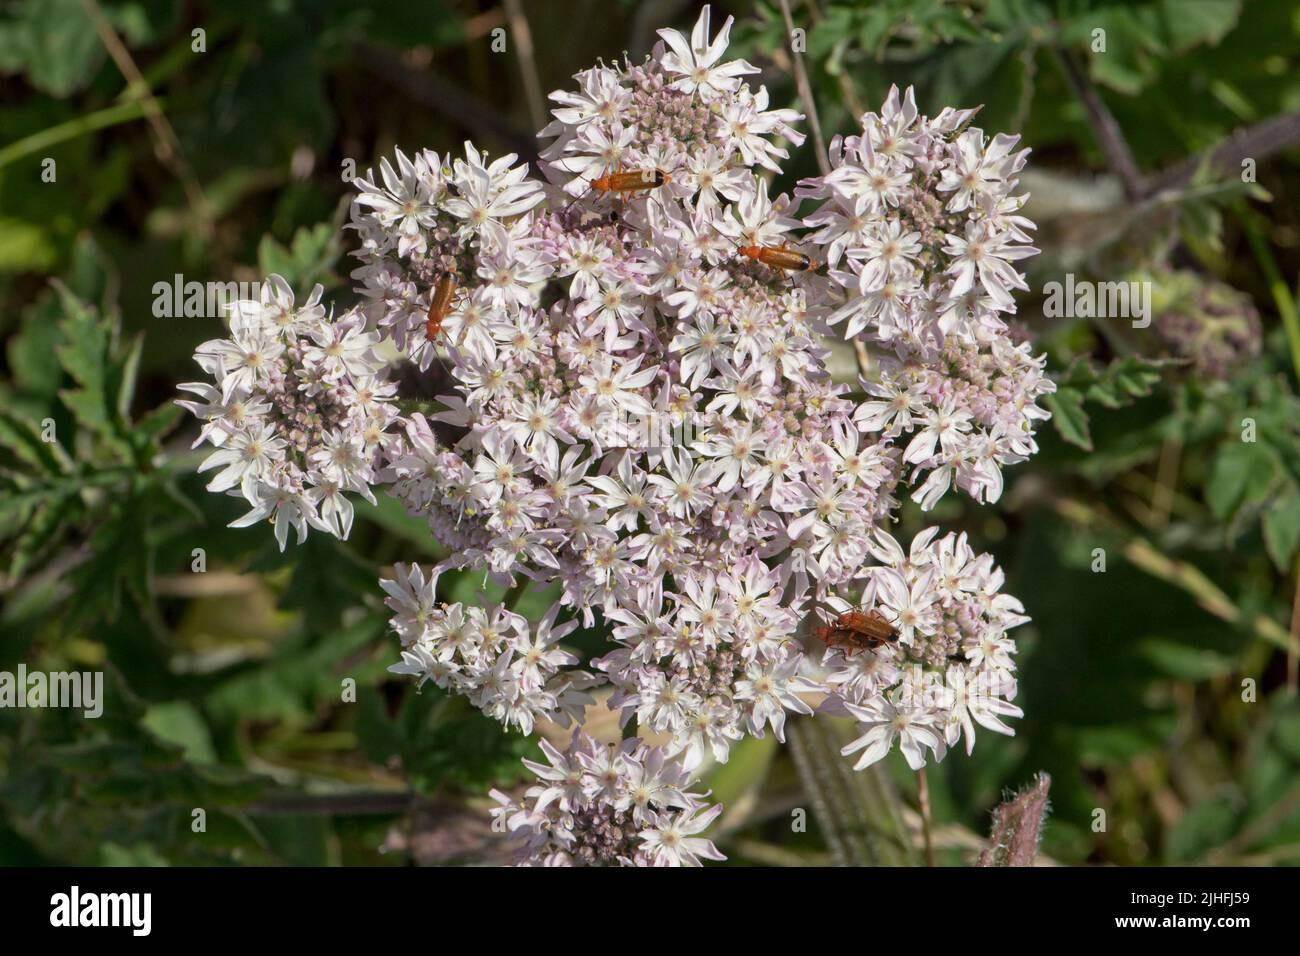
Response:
[2, 0, 1300, 866]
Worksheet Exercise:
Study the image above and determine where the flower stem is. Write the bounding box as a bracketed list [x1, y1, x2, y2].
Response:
[0, 100, 152, 169]
[917, 767, 937, 867]
[776, 0, 831, 177]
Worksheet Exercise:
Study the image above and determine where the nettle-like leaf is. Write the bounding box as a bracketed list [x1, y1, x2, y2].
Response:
[1, 283, 187, 593]
[0, 404, 79, 580]
[0, 406, 73, 478]
[1045, 355, 1175, 451]
[53, 282, 137, 460]
[0, 666, 287, 866]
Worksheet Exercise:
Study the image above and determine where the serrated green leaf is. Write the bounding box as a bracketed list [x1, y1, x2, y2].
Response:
[51, 282, 136, 458]
[141, 702, 217, 765]
[69, 491, 153, 620]
[1047, 356, 1173, 451]
[1045, 387, 1092, 451]
[9, 492, 77, 579]
[0, 408, 72, 475]
[53, 287, 112, 426]
[1097, 356, 1165, 404]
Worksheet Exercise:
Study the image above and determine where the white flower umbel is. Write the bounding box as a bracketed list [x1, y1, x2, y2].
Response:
[490, 730, 725, 866]
[367, 11, 1044, 778]
[798, 85, 1055, 511]
[189, 6, 1050, 799]
[348, 143, 544, 368]
[820, 527, 1027, 771]
[179, 275, 398, 550]
[370, 7, 854, 769]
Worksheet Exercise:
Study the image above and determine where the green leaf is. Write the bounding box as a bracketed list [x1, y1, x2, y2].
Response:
[259, 533, 376, 635]
[98, 843, 170, 867]
[115, 332, 144, 422]
[256, 222, 340, 294]
[1064, 2, 1240, 95]
[1040, 387, 1092, 450]
[68, 487, 153, 619]
[1138, 637, 1233, 681]
[53, 285, 117, 441]
[133, 401, 184, 451]
[356, 494, 446, 559]
[1166, 794, 1240, 863]
[1057, 355, 1171, 406]
[6, 296, 65, 399]
[1160, 0, 1241, 53]
[0, 408, 72, 476]
[1205, 441, 1280, 520]
[9, 491, 78, 579]
[703, 733, 778, 833]
[206, 614, 384, 725]
[1262, 489, 1300, 571]
[1045, 387, 1093, 451]
[51, 282, 140, 460]
[1085, 10, 1160, 96]
[1046, 355, 1173, 450]
[141, 702, 217, 764]
[0, 0, 103, 97]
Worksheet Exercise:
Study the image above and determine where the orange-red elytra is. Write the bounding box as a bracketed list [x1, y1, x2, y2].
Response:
[738, 244, 819, 273]
[814, 608, 898, 655]
[590, 168, 669, 195]
[425, 273, 458, 342]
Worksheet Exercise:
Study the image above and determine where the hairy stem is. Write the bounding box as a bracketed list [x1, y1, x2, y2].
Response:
[1054, 48, 1144, 201]
[917, 767, 937, 866]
